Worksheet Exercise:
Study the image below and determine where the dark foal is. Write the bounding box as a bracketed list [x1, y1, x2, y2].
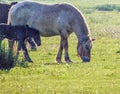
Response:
[0, 23, 41, 62]
[0, 2, 37, 50]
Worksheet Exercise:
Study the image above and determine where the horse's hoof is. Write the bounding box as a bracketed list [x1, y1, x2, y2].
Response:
[65, 56, 72, 63]
[65, 59, 73, 63]
[57, 61, 62, 64]
[26, 59, 33, 63]
[56, 57, 62, 64]
[57, 62, 62, 64]
[56, 60, 62, 64]
[29, 60, 33, 63]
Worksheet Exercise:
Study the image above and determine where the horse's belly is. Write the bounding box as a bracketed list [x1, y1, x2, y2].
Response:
[39, 29, 60, 37]
[32, 22, 60, 37]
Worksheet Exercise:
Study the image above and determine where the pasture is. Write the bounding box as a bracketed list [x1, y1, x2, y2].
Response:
[0, 0, 120, 93]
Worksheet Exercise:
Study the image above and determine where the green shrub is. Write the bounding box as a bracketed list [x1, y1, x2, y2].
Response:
[95, 4, 116, 11]
[0, 0, 8, 3]
[0, 41, 16, 70]
[116, 6, 120, 12]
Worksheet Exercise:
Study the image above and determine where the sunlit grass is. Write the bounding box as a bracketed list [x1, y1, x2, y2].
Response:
[1, 0, 120, 94]
[1, 36, 120, 93]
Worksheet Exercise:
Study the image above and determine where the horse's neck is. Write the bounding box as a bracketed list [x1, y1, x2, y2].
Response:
[25, 28, 31, 37]
[77, 14, 90, 42]
[75, 29, 90, 43]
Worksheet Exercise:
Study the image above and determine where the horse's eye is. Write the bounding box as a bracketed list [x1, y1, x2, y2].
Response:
[85, 45, 90, 50]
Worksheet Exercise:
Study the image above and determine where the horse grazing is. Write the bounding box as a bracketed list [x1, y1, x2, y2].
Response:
[8, 1, 94, 63]
[0, 23, 41, 62]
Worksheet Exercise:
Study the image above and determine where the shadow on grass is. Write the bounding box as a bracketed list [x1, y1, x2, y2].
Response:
[44, 62, 61, 66]
[0, 59, 28, 70]
[116, 50, 120, 53]
[44, 62, 73, 66]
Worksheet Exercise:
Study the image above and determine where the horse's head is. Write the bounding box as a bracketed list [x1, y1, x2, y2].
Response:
[26, 25, 41, 46]
[32, 30, 41, 46]
[77, 37, 95, 62]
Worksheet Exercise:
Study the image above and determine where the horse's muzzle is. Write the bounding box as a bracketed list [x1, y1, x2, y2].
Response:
[37, 42, 41, 46]
[82, 56, 90, 62]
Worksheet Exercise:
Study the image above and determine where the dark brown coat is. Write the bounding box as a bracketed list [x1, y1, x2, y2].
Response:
[0, 23, 41, 62]
[0, 2, 17, 23]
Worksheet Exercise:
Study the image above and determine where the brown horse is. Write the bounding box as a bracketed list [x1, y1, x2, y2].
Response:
[0, 2, 17, 23]
[8, 1, 94, 63]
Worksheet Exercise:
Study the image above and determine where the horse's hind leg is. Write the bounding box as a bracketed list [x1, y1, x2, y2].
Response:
[56, 37, 63, 63]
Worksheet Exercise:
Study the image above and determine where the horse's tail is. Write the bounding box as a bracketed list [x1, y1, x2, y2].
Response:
[7, 5, 13, 25]
[7, 12, 11, 25]
[7, 13, 11, 26]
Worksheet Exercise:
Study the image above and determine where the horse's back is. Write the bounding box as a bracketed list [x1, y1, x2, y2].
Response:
[8, 1, 81, 36]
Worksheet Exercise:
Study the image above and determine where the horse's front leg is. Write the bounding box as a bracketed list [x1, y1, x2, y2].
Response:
[56, 36, 72, 63]
[62, 37, 72, 63]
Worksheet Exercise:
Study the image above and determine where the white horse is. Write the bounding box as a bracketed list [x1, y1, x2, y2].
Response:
[8, 1, 94, 63]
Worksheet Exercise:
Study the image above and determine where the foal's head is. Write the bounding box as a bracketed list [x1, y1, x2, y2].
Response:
[26, 26, 41, 46]
[77, 37, 95, 62]
[32, 30, 41, 46]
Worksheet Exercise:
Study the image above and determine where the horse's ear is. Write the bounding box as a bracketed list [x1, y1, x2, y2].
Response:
[86, 38, 95, 43]
[92, 38, 95, 41]
[25, 25, 29, 28]
[10, 2, 17, 6]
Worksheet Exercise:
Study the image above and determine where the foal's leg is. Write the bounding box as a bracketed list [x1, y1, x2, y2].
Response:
[18, 40, 33, 62]
[22, 42, 33, 62]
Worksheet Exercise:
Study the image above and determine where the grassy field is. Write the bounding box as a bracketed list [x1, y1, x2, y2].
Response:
[1, 0, 120, 94]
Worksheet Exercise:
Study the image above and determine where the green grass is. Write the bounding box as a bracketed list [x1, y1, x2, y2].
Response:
[1, 37, 120, 94]
[1, 0, 120, 94]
